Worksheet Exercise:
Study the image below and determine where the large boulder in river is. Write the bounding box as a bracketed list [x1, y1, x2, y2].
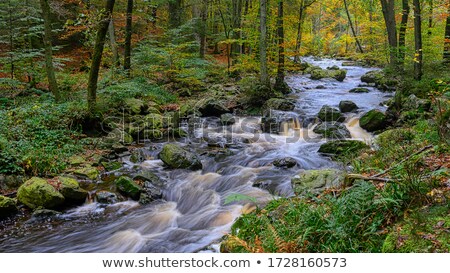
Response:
[58, 177, 88, 204]
[318, 140, 368, 158]
[220, 113, 236, 126]
[291, 169, 343, 195]
[361, 70, 398, 91]
[310, 68, 347, 82]
[0, 195, 17, 219]
[273, 157, 297, 168]
[313, 122, 351, 139]
[360, 109, 387, 132]
[318, 105, 345, 122]
[262, 98, 295, 113]
[17, 177, 65, 209]
[197, 98, 230, 117]
[339, 100, 358, 113]
[349, 87, 370, 93]
[159, 144, 202, 170]
[115, 176, 142, 200]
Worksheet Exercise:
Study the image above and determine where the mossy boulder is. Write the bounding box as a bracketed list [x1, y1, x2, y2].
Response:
[262, 98, 295, 113]
[73, 166, 100, 180]
[197, 98, 230, 117]
[17, 177, 65, 209]
[318, 105, 345, 122]
[68, 155, 86, 166]
[58, 176, 88, 204]
[361, 70, 398, 91]
[318, 140, 369, 158]
[339, 100, 358, 113]
[95, 190, 118, 204]
[102, 161, 123, 171]
[273, 157, 297, 168]
[402, 94, 432, 112]
[304, 65, 322, 74]
[105, 128, 134, 145]
[220, 113, 236, 126]
[159, 144, 202, 170]
[349, 87, 370, 93]
[115, 176, 142, 200]
[313, 122, 351, 139]
[143, 113, 164, 129]
[124, 98, 146, 115]
[361, 70, 383, 84]
[291, 169, 343, 195]
[0, 195, 18, 219]
[360, 109, 387, 132]
[311, 68, 347, 82]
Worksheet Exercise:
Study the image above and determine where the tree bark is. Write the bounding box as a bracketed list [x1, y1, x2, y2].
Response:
[259, 0, 269, 86]
[198, 1, 208, 59]
[108, 19, 120, 67]
[343, 0, 364, 53]
[39, 0, 60, 101]
[399, 0, 410, 65]
[124, 0, 133, 76]
[294, 0, 305, 63]
[87, 0, 115, 113]
[274, 0, 288, 94]
[231, 0, 243, 60]
[380, 0, 398, 67]
[444, 2, 450, 62]
[413, 0, 423, 80]
[168, 0, 183, 29]
[427, 0, 433, 35]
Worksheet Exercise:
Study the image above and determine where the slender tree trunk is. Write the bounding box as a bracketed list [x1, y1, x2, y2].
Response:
[427, 0, 433, 35]
[124, 0, 133, 76]
[399, 0, 410, 65]
[294, 0, 305, 63]
[231, 0, 243, 61]
[242, 0, 249, 53]
[199, 1, 208, 59]
[108, 19, 120, 67]
[369, 0, 374, 50]
[39, 0, 60, 101]
[343, 0, 364, 53]
[444, 2, 450, 62]
[87, 0, 115, 113]
[413, 0, 423, 80]
[8, 0, 14, 79]
[380, 0, 398, 67]
[275, 0, 288, 94]
[259, 0, 269, 86]
[168, 0, 183, 29]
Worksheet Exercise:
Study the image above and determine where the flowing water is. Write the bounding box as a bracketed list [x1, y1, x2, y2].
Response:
[0, 58, 393, 253]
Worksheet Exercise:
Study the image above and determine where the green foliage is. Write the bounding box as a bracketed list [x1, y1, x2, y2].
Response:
[239, 76, 280, 107]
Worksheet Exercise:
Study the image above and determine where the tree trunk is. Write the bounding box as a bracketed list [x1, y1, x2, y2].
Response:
[8, 0, 14, 79]
[413, 0, 423, 80]
[198, 1, 208, 59]
[231, 0, 243, 62]
[87, 0, 115, 113]
[259, 0, 269, 86]
[343, 0, 364, 53]
[242, 0, 249, 53]
[168, 0, 183, 29]
[275, 1, 288, 94]
[294, 0, 305, 63]
[427, 0, 433, 35]
[380, 0, 398, 67]
[399, 0, 410, 65]
[108, 19, 120, 67]
[124, 0, 133, 76]
[39, 0, 60, 101]
[444, 2, 450, 62]
[369, 0, 374, 50]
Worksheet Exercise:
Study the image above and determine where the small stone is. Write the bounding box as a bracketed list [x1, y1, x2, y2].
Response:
[273, 157, 297, 168]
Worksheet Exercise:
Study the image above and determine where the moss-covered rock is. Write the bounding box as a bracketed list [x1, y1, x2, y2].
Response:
[115, 176, 142, 200]
[0, 195, 18, 219]
[17, 177, 65, 209]
[349, 87, 370, 93]
[339, 100, 358, 113]
[272, 157, 297, 168]
[73, 166, 100, 180]
[105, 128, 134, 145]
[402, 94, 432, 112]
[361, 70, 398, 91]
[359, 109, 387, 132]
[124, 98, 145, 115]
[159, 144, 202, 170]
[291, 169, 343, 195]
[58, 176, 88, 204]
[143, 113, 164, 129]
[197, 98, 230, 117]
[262, 98, 295, 113]
[102, 161, 123, 171]
[313, 122, 351, 139]
[311, 68, 347, 82]
[318, 140, 368, 158]
[318, 105, 344, 122]
[220, 113, 236, 126]
[68, 155, 86, 166]
[95, 190, 118, 204]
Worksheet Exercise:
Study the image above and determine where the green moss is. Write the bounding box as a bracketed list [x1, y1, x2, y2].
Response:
[73, 166, 100, 180]
[17, 177, 65, 209]
[359, 110, 387, 132]
[318, 140, 368, 158]
[291, 169, 343, 195]
[0, 195, 18, 218]
[115, 176, 142, 200]
[159, 144, 202, 170]
[102, 161, 123, 171]
[58, 176, 88, 203]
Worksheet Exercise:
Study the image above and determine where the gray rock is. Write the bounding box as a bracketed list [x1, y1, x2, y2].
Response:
[313, 122, 351, 139]
[273, 157, 297, 168]
[339, 100, 358, 113]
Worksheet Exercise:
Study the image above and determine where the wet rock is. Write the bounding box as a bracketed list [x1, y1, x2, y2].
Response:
[102, 161, 123, 171]
[316, 85, 326, 89]
[0, 195, 18, 219]
[130, 149, 146, 163]
[95, 190, 118, 204]
[318, 105, 345, 122]
[143, 113, 164, 129]
[342, 61, 358, 66]
[58, 177, 88, 204]
[327, 65, 340, 70]
[262, 98, 295, 113]
[313, 122, 351, 139]
[261, 116, 280, 134]
[310, 68, 347, 82]
[73, 166, 100, 180]
[68, 155, 86, 166]
[115, 176, 142, 200]
[339, 100, 358, 113]
[361, 70, 398, 91]
[17, 177, 65, 209]
[403, 94, 431, 112]
[220, 113, 236, 126]
[197, 98, 230, 117]
[159, 144, 202, 170]
[360, 109, 387, 132]
[318, 140, 368, 158]
[273, 157, 297, 168]
[28, 209, 61, 223]
[304, 65, 322, 74]
[133, 170, 165, 188]
[123, 98, 146, 115]
[90, 154, 107, 167]
[291, 169, 343, 195]
[349, 87, 370, 93]
[105, 128, 134, 145]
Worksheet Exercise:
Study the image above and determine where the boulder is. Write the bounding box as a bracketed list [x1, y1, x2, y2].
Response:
[339, 100, 358, 113]
[318, 105, 345, 122]
[262, 98, 295, 113]
[105, 128, 133, 145]
[261, 116, 280, 134]
[73, 166, 100, 180]
[58, 177, 88, 204]
[95, 191, 118, 204]
[403, 94, 431, 112]
[304, 65, 322, 74]
[359, 109, 387, 132]
[197, 98, 230, 117]
[291, 169, 343, 195]
[102, 161, 123, 171]
[68, 155, 86, 166]
[273, 157, 297, 168]
[361, 70, 383, 84]
[123, 98, 146, 115]
[311, 68, 347, 82]
[143, 113, 164, 129]
[159, 144, 202, 170]
[115, 176, 142, 200]
[220, 113, 236, 126]
[313, 122, 351, 139]
[130, 149, 147, 163]
[17, 177, 65, 209]
[318, 140, 368, 158]
[349, 87, 370, 93]
[361, 70, 398, 91]
[0, 195, 18, 219]
[327, 65, 340, 70]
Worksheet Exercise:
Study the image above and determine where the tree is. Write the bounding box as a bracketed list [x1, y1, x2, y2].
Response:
[444, 1, 450, 62]
[168, 0, 183, 29]
[124, 0, 133, 76]
[108, 19, 120, 67]
[413, 0, 423, 80]
[39, 0, 60, 101]
[87, 0, 116, 113]
[343, 0, 364, 53]
[293, 0, 317, 62]
[231, 0, 243, 59]
[274, 0, 289, 94]
[259, 0, 269, 86]
[399, 0, 410, 65]
[380, 0, 398, 66]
